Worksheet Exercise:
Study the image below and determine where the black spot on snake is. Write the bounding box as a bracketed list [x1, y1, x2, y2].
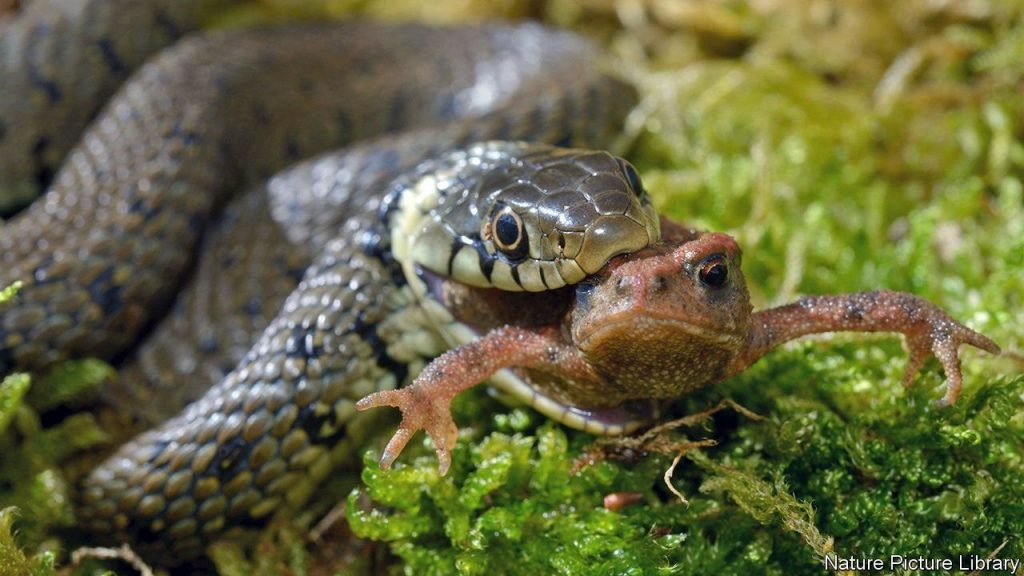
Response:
[27, 27, 62, 104]
[209, 436, 249, 477]
[353, 313, 409, 385]
[96, 38, 126, 74]
[199, 336, 219, 354]
[243, 298, 262, 316]
[30, 137, 54, 189]
[152, 9, 182, 38]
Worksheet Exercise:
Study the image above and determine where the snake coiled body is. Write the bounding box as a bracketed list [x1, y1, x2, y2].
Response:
[0, 0, 218, 214]
[0, 1, 645, 562]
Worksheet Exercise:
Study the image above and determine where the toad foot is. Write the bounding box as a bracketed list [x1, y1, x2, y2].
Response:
[356, 325, 594, 474]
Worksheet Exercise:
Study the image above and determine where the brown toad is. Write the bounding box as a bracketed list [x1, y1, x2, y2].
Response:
[358, 218, 1000, 473]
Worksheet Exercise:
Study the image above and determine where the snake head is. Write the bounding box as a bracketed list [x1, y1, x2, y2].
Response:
[392, 142, 661, 293]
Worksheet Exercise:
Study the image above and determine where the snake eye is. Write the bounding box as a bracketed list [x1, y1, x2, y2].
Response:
[697, 254, 729, 289]
[491, 204, 528, 260]
[617, 159, 645, 199]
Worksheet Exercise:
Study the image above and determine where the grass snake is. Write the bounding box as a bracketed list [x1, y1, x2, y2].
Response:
[0, 0, 661, 563]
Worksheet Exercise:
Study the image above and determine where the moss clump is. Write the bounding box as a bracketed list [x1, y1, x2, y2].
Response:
[207, 521, 313, 576]
[0, 508, 58, 576]
[0, 374, 29, 438]
[0, 281, 22, 304]
[0, 360, 110, 572]
[721, 349, 1024, 567]
[350, 416, 698, 574]
[350, 372, 1023, 575]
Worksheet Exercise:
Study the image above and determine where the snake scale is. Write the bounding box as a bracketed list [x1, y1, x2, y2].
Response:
[0, 0, 654, 563]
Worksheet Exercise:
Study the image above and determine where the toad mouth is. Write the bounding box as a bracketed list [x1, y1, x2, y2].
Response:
[576, 311, 744, 350]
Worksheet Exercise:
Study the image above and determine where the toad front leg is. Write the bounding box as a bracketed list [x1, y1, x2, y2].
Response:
[356, 326, 599, 474]
[733, 291, 1000, 406]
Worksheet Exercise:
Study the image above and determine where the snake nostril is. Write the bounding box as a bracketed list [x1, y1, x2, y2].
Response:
[615, 276, 631, 295]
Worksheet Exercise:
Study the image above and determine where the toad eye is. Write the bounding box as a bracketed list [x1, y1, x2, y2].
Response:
[490, 204, 528, 260]
[574, 278, 599, 309]
[617, 159, 645, 199]
[697, 254, 729, 288]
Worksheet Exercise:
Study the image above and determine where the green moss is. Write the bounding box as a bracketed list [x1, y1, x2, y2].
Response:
[350, 418, 698, 575]
[25, 360, 115, 412]
[0, 375, 30, 437]
[208, 522, 312, 576]
[721, 350, 1024, 565]
[0, 281, 22, 304]
[0, 361, 110, 570]
[0, 508, 58, 576]
[350, 375, 1023, 575]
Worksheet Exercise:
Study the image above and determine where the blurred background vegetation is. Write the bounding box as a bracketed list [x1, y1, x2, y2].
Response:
[2, 0, 1023, 574]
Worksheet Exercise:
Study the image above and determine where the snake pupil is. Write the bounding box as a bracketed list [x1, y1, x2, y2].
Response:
[492, 205, 528, 259]
[698, 255, 729, 288]
[495, 213, 520, 248]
